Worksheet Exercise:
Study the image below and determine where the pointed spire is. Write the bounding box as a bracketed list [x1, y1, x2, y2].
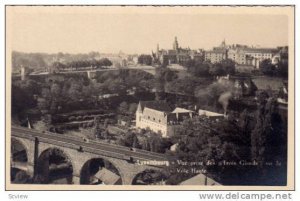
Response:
[221, 38, 226, 48]
[173, 36, 179, 51]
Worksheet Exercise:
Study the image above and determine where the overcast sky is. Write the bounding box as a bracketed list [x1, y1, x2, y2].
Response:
[7, 6, 289, 54]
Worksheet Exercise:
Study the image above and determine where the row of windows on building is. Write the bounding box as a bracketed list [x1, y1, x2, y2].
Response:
[248, 53, 272, 57]
[145, 115, 162, 123]
[140, 118, 166, 128]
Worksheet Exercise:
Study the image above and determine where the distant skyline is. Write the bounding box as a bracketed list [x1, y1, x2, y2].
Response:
[7, 6, 289, 54]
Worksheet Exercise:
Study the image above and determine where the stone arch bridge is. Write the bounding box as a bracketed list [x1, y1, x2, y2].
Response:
[11, 126, 170, 185]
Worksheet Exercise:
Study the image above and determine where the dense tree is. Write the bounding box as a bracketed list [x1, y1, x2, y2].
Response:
[12, 51, 113, 72]
[128, 103, 138, 115]
[249, 91, 287, 185]
[220, 59, 235, 75]
[52, 62, 66, 72]
[165, 115, 252, 185]
[118, 132, 140, 148]
[68, 82, 83, 101]
[188, 61, 210, 77]
[98, 58, 113, 67]
[141, 138, 151, 151]
[154, 68, 178, 97]
[208, 59, 235, 76]
[180, 59, 195, 68]
[251, 92, 284, 163]
[11, 83, 37, 117]
[195, 79, 234, 109]
[12, 52, 48, 70]
[154, 68, 167, 100]
[138, 54, 153, 65]
[64, 58, 112, 69]
[277, 61, 288, 78]
[118, 101, 129, 114]
[101, 129, 110, 140]
[209, 63, 225, 76]
[50, 83, 61, 97]
[149, 134, 163, 153]
[260, 59, 276, 76]
[93, 117, 102, 139]
[33, 114, 52, 131]
[139, 132, 172, 153]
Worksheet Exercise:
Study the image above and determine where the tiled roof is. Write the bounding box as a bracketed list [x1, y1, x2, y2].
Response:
[94, 168, 121, 185]
[205, 49, 227, 54]
[139, 101, 172, 112]
[244, 48, 278, 53]
[172, 107, 193, 113]
[199, 109, 224, 117]
[167, 112, 192, 123]
[180, 174, 221, 185]
[168, 50, 177, 55]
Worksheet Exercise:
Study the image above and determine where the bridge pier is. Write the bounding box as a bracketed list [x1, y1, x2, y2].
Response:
[27, 163, 34, 177]
[72, 175, 80, 184]
[121, 173, 136, 185]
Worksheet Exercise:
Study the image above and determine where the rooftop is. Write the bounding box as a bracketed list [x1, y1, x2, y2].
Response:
[199, 109, 224, 117]
[180, 174, 221, 185]
[172, 107, 194, 113]
[138, 100, 172, 113]
[244, 48, 278, 53]
[206, 49, 227, 54]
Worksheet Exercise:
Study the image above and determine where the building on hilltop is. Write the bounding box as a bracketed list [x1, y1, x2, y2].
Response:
[154, 37, 204, 66]
[135, 100, 194, 137]
[204, 49, 228, 64]
[228, 48, 247, 65]
[154, 38, 286, 70]
[243, 47, 278, 68]
[204, 40, 282, 69]
[204, 39, 228, 64]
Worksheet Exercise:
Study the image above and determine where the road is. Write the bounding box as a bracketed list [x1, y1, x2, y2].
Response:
[11, 126, 169, 163]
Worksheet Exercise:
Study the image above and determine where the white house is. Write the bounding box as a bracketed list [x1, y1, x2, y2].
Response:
[135, 101, 194, 138]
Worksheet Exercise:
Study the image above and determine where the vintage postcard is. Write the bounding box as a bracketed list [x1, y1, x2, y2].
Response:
[5, 5, 295, 190]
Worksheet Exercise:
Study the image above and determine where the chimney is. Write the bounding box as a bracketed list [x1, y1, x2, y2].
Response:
[224, 110, 228, 119]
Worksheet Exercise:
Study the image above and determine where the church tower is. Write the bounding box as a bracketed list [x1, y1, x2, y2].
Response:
[156, 43, 160, 57]
[221, 38, 226, 48]
[173, 36, 179, 51]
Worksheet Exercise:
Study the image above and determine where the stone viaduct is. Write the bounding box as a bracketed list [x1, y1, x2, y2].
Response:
[11, 126, 169, 185]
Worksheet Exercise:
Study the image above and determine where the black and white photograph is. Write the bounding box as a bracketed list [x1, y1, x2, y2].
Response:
[5, 5, 294, 190]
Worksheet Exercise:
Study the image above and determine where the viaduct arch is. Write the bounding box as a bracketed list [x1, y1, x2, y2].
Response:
[11, 127, 167, 185]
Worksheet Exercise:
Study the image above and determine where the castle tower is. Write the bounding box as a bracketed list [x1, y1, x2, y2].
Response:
[173, 36, 179, 51]
[221, 38, 226, 48]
